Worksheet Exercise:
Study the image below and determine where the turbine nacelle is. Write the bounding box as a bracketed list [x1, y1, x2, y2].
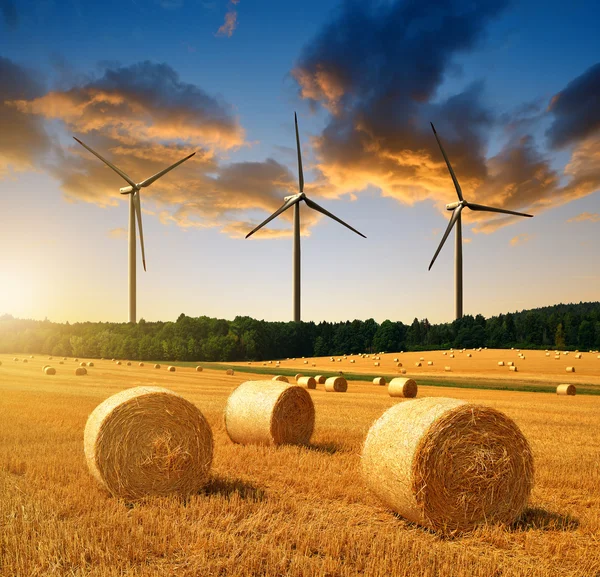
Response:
[120, 185, 136, 194]
[445, 200, 463, 211]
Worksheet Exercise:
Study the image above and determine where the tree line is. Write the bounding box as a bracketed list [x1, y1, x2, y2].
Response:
[1, 302, 599, 362]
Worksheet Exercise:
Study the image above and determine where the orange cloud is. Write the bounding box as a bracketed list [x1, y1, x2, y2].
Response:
[568, 212, 600, 223]
[216, 1, 239, 37]
[510, 233, 533, 247]
[108, 228, 127, 239]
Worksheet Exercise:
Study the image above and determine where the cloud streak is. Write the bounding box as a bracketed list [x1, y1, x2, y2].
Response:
[568, 212, 600, 223]
[216, 0, 239, 37]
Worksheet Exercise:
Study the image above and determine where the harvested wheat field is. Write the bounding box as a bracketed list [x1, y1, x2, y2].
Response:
[1, 352, 599, 576]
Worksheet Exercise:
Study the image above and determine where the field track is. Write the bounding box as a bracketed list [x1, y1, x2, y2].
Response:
[1, 352, 599, 576]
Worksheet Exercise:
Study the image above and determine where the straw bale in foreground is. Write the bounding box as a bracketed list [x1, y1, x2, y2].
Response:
[373, 377, 386, 386]
[75, 367, 87, 376]
[44, 367, 56, 375]
[84, 386, 213, 500]
[224, 381, 314, 446]
[325, 376, 347, 392]
[315, 375, 326, 384]
[388, 377, 417, 398]
[297, 376, 316, 389]
[272, 375, 289, 383]
[361, 397, 534, 534]
[556, 384, 576, 395]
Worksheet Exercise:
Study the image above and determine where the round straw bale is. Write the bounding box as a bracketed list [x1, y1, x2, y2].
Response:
[195, 366, 203, 372]
[42, 365, 50, 372]
[303, 360, 308, 364]
[449, 354, 454, 358]
[509, 366, 518, 372]
[350, 359, 355, 363]
[48, 356, 53, 360]
[442, 352, 447, 355]
[400, 369, 407, 374]
[168, 366, 176, 372]
[497, 361, 504, 366]
[74, 358, 78, 362]
[361, 397, 534, 533]
[79, 361, 86, 367]
[393, 358, 399, 362]
[415, 362, 422, 367]
[13, 357, 18, 361]
[44, 367, 56, 375]
[154, 364, 161, 369]
[116, 361, 122, 365]
[63, 357, 67, 360]
[556, 384, 576, 395]
[224, 381, 314, 446]
[388, 377, 417, 398]
[575, 353, 582, 359]
[507, 361, 514, 367]
[295, 373, 303, 381]
[374, 362, 380, 367]
[139, 362, 145, 367]
[373, 377, 387, 386]
[315, 375, 326, 384]
[466, 353, 472, 358]
[84, 386, 213, 500]
[427, 361, 433, 366]
[566, 366, 575, 373]
[22, 359, 28, 363]
[419, 357, 425, 361]
[225, 369, 235, 376]
[87, 362, 94, 367]
[396, 362, 403, 368]
[59, 361, 64, 365]
[126, 362, 132, 366]
[272, 375, 289, 383]
[545, 352, 550, 356]
[297, 376, 316, 389]
[444, 366, 451, 372]
[325, 376, 347, 392]
[30, 355, 34, 358]
[75, 367, 87, 376]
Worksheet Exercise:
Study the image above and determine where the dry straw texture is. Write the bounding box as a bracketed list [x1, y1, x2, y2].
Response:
[315, 375, 326, 384]
[272, 375, 289, 383]
[84, 386, 213, 500]
[44, 367, 56, 375]
[297, 376, 317, 389]
[195, 366, 203, 372]
[373, 377, 386, 386]
[557, 384, 576, 395]
[226, 369, 234, 376]
[294, 373, 303, 380]
[75, 367, 87, 376]
[388, 377, 418, 398]
[154, 364, 160, 369]
[361, 397, 533, 534]
[139, 362, 144, 367]
[325, 376, 347, 392]
[168, 366, 176, 372]
[224, 381, 314, 446]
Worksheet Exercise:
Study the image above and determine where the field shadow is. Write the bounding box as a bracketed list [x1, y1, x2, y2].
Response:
[201, 476, 266, 502]
[511, 507, 579, 532]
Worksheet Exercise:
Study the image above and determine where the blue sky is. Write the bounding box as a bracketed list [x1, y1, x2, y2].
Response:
[1, 0, 599, 325]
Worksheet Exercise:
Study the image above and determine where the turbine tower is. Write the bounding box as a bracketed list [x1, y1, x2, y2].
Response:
[428, 123, 533, 320]
[73, 137, 195, 323]
[246, 113, 366, 322]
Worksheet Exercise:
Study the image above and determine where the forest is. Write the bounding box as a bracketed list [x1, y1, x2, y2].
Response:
[1, 302, 599, 362]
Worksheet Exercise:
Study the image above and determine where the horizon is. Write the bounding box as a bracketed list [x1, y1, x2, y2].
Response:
[1, 0, 599, 326]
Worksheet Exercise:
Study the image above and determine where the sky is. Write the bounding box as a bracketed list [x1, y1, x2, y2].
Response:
[0, 0, 599, 326]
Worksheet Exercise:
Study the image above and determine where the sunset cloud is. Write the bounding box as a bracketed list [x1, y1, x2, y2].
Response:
[510, 233, 533, 247]
[568, 212, 600, 223]
[108, 227, 127, 239]
[216, 0, 239, 38]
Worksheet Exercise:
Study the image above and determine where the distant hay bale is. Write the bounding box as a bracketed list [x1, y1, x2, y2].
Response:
[63, 357, 67, 360]
[75, 367, 87, 376]
[59, 361, 64, 365]
[13, 357, 18, 361]
[224, 381, 314, 446]
[195, 366, 203, 372]
[393, 358, 399, 362]
[445, 366, 451, 372]
[29, 355, 34, 359]
[74, 358, 79, 362]
[48, 356, 53, 360]
[400, 369, 407, 374]
[373, 377, 387, 386]
[84, 386, 213, 500]
[303, 360, 308, 364]
[449, 354, 454, 358]
[315, 375, 326, 384]
[139, 362, 144, 367]
[325, 376, 347, 392]
[497, 361, 504, 366]
[415, 362, 422, 367]
[419, 357, 425, 361]
[388, 377, 417, 398]
[42, 365, 50, 372]
[312, 363, 316, 367]
[507, 361, 514, 367]
[566, 366, 575, 373]
[272, 375, 289, 383]
[268, 361, 272, 364]
[154, 364, 161, 369]
[330, 358, 335, 362]
[295, 373, 303, 381]
[297, 376, 316, 389]
[44, 367, 56, 375]
[575, 353, 582, 359]
[397, 362, 402, 367]
[116, 361, 122, 366]
[427, 361, 433, 366]
[442, 352, 447, 356]
[22, 359, 28, 363]
[556, 384, 576, 396]
[225, 369, 235, 375]
[127, 362, 132, 366]
[509, 366, 518, 372]
[466, 353, 472, 358]
[374, 362, 380, 367]
[350, 359, 355, 363]
[87, 362, 94, 367]
[361, 397, 534, 534]
[79, 362, 86, 367]
[546, 353, 550, 356]
[168, 366, 176, 372]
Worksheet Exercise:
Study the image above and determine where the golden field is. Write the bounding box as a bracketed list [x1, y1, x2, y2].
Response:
[1, 352, 600, 577]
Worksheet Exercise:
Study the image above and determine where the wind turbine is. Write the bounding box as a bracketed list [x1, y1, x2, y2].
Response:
[73, 137, 195, 323]
[428, 123, 533, 320]
[246, 112, 366, 322]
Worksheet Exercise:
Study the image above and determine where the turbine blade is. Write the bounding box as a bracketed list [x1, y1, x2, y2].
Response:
[133, 192, 146, 271]
[295, 112, 304, 193]
[138, 152, 196, 188]
[467, 202, 533, 218]
[73, 137, 137, 188]
[429, 206, 463, 271]
[304, 197, 366, 238]
[245, 196, 300, 239]
[430, 123, 463, 202]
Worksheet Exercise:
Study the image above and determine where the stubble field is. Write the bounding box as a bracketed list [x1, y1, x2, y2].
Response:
[1, 351, 599, 576]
